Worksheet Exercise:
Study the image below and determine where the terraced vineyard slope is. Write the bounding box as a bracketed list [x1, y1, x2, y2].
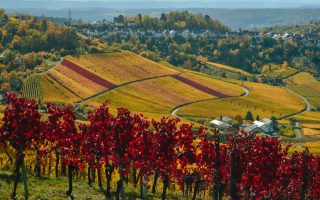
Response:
[207, 62, 253, 77]
[285, 72, 320, 110]
[22, 51, 180, 103]
[86, 72, 244, 118]
[176, 80, 306, 121]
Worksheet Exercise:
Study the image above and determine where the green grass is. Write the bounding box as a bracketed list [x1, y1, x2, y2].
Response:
[0, 171, 205, 200]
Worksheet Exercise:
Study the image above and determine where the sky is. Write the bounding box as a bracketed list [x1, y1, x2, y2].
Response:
[2, 0, 320, 9]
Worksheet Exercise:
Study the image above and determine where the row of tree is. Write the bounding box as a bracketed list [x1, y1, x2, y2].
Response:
[0, 94, 319, 199]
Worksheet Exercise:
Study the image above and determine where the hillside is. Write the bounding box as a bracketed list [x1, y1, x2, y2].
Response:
[23, 51, 179, 103]
[176, 80, 306, 121]
[285, 72, 320, 111]
[22, 51, 245, 119]
[22, 51, 314, 124]
[207, 62, 254, 77]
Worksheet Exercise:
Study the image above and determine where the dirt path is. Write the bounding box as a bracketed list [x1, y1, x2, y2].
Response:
[278, 87, 311, 120]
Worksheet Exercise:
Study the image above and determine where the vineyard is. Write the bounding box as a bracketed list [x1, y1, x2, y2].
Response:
[262, 63, 298, 78]
[86, 73, 243, 117]
[284, 72, 320, 122]
[22, 75, 41, 100]
[206, 62, 253, 77]
[177, 81, 306, 120]
[65, 51, 179, 85]
[0, 94, 319, 200]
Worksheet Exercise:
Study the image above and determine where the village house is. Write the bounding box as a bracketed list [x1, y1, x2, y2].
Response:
[221, 116, 233, 123]
[210, 119, 236, 132]
[242, 118, 274, 135]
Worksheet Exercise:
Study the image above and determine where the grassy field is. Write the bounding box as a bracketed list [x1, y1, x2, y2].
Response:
[207, 62, 253, 77]
[177, 81, 305, 121]
[0, 170, 196, 200]
[262, 63, 298, 78]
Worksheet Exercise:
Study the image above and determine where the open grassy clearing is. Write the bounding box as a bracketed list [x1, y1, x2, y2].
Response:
[262, 63, 298, 78]
[207, 62, 253, 77]
[66, 51, 179, 85]
[177, 81, 305, 121]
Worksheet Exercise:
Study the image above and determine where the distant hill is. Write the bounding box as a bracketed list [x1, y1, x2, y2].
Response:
[5, 7, 320, 30]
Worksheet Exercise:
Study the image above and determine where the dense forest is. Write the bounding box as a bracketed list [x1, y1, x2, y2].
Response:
[0, 9, 107, 93]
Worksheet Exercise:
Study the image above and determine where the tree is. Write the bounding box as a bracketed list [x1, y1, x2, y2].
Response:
[234, 115, 243, 123]
[152, 117, 180, 200]
[81, 101, 114, 196]
[245, 111, 254, 121]
[58, 105, 81, 197]
[110, 108, 136, 200]
[0, 94, 42, 199]
[160, 13, 167, 22]
[271, 116, 279, 131]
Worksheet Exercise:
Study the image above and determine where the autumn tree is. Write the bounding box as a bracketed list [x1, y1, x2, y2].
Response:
[0, 94, 42, 199]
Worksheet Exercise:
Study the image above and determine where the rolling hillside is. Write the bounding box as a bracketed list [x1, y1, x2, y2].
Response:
[22, 51, 309, 122]
[285, 72, 320, 111]
[207, 62, 253, 77]
[86, 72, 244, 118]
[176, 80, 306, 121]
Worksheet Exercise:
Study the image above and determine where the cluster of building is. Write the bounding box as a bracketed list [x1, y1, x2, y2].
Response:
[210, 117, 276, 136]
[71, 21, 319, 48]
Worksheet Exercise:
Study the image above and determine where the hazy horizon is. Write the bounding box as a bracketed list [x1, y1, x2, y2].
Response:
[1, 0, 320, 9]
